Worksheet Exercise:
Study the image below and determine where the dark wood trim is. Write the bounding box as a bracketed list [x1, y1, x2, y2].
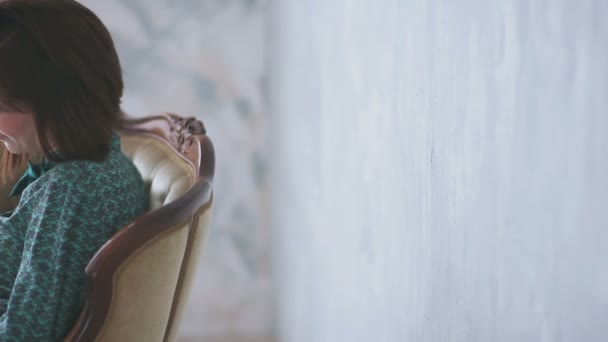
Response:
[65, 113, 215, 342]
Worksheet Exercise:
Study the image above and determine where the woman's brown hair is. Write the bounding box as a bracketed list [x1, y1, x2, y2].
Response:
[0, 0, 124, 181]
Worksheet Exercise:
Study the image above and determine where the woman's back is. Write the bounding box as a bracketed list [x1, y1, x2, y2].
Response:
[0, 133, 146, 340]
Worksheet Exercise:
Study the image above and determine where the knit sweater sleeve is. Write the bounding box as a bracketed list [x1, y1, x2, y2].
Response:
[0, 175, 110, 341]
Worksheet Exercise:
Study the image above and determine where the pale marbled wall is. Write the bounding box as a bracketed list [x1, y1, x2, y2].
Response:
[80, 1, 272, 341]
[271, 0, 608, 341]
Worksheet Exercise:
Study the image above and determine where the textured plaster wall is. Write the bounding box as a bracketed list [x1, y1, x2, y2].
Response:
[270, 1, 608, 341]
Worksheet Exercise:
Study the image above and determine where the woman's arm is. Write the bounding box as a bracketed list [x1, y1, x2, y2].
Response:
[0, 217, 22, 318]
[0, 177, 107, 341]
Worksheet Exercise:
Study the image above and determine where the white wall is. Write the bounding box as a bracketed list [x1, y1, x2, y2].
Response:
[270, 1, 608, 341]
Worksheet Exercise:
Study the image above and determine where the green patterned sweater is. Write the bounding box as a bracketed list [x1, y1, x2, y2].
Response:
[0, 133, 147, 341]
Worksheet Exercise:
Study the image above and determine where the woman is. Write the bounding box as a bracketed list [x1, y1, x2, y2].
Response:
[0, 0, 147, 340]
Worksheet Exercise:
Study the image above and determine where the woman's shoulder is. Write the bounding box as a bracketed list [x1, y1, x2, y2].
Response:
[15, 132, 146, 216]
[21, 150, 141, 201]
[54, 151, 143, 192]
[13, 152, 146, 223]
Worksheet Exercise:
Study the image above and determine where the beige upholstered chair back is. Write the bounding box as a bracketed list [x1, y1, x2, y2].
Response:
[64, 113, 215, 342]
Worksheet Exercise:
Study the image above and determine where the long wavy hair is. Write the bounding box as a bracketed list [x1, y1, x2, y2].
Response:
[0, 0, 125, 181]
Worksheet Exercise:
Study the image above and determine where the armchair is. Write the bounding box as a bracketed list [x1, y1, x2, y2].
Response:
[63, 113, 215, 341]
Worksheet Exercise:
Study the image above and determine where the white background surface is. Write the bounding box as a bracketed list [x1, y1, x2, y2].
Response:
[270, 1, 608, 341]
